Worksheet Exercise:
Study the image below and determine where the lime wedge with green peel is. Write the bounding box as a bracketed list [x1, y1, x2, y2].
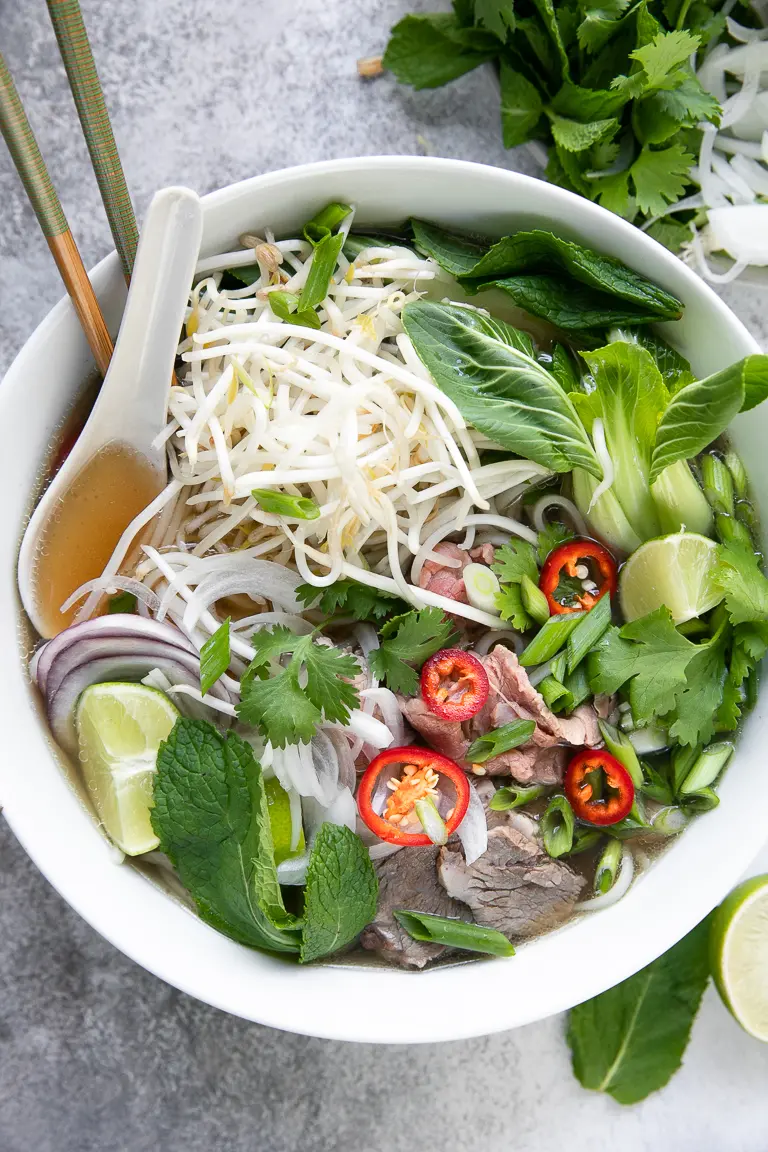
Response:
[265, 777, 304, 864]
[75, 682, 179, 855]
[619, 532, 722, 624]
[711, 875, 768, 1041]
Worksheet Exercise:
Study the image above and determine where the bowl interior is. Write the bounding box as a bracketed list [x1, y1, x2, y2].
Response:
[1, 157, 765, 1044]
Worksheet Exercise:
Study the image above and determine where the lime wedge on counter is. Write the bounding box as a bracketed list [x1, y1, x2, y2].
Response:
[711, 875, 768, 1042]
[619, 532, 722, 624]
[75, 682, 179, 855]
[265, 777, 304, 864]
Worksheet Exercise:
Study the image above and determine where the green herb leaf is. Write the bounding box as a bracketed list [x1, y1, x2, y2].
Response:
[200, 616, 231, 696]
[300, 824, 378, 963]
[667, 626, 729, 747]
[500, 61, 544, 147]
[107, 590, 137, 614]
[251, 488, 320, 520]
[567, 915, 711, 1104]
[549, 112, 620, 153]
[402, 300, 601, 477]
[492, 539, 539, 585]
[626, 29, 701, 91]
[151, 719, 301, 954]
[369, 607, 458, 694]
[237, 627, 360, 746]
[495, 582, 532, 631]
[630, 142, 695, 216]
[410, 217, 486, 277]
[466, 719, 537, 764]
[393, 910, 515, 956]
[536, 520, 574, 563]
[383, 14, 496, 89]
[295, 578, 408, 622]
[474, 0, 516, 40]
[713, 543, 768, 626]
[267, 289, 322, 330]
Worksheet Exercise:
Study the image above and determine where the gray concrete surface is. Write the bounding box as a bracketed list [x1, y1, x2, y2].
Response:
[2, 2, 768, 1149]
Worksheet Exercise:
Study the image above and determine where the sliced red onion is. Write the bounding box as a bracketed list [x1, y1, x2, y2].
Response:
[44, 636, 203, 703]
[35, 615, 197, 695]
[182, 562, 304, 632]
[457, 780, 488, 865]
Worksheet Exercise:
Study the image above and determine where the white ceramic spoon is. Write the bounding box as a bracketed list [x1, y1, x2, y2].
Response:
[19, 185, 203, 638]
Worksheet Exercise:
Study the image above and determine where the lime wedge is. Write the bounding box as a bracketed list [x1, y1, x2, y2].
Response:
[711, 875, 768, 1041]
[619, 532, 722, 624]
[75, 682, 179, 855]
[265, 777, 304, 864]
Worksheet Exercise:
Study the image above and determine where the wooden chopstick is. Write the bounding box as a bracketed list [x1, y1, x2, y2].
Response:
[46, 0, 138, 279]
[0, 50, 113, 376]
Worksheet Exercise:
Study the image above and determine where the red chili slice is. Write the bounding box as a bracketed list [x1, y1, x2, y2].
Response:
[420, 648, 489, 722]
[539, 539, 618, 615]
[564, 749, 634, 826]
[357, 746, 471, 846]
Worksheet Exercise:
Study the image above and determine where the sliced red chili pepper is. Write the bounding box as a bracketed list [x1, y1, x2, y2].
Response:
[358, 746, 471, 846]
[539, 539, 618, 615]
[564, 749, 634, 826]
[420, 648, 489, 722]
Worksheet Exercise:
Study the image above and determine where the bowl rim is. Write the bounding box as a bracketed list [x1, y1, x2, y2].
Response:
[1, 154, 765, 1044]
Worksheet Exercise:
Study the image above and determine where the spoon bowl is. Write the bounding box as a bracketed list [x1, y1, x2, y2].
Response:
[18, 185, 203, 638]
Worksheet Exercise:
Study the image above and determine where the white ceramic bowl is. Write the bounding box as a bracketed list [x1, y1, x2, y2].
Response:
[2, 157, 765, 1044]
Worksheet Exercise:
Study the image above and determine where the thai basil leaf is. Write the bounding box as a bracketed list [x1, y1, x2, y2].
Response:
[567, 916, 711, 1104]
[401, 300, 601, 476]
[410, 217, 485, 277]
[649, 355, 768, 483]
[460, 230, 683, 319]
[476, 276, 668, 336]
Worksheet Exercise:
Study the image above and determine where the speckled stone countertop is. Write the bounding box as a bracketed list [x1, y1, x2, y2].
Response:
[1, 2, 767, 1149]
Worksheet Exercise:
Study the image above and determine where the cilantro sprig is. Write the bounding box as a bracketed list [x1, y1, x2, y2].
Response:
[236, 626, 361, 747]
[296, 578, 408, 623]
[369, 607, 458, 694]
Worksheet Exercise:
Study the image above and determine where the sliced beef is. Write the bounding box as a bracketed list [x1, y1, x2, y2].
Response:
[397, 694, 469, 762]
[360, 846, 467, 969]
[469, 543, 496, 565]
[438, 826, 585, 939]
[417, 542, 470, 602]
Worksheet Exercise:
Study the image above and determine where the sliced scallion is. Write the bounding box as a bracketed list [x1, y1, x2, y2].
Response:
[519, 611, 585, 667]
[681, 787, 720, 813]
[414, 796, 448, 846]
[598, 720, 643, 789]
[701, 453, 734, 515]
[568, 827, 603, 855]
[651, 805, 689, 836]
[566, 593, 612, 673]
[539, 675, 570, 710]
[251, 489, 321, 520]
[393, 910, 515, 957]
[541, 795, 575, 859]
[466, 719, 536, 764]
[594, 838, 622, 895]
[562, 661, 591, 710]
[199, 616, 231, 697]
[463, 563, 502, 614]
[489, 783, 546, 811]
[550, 650, 568, 682]
[724, 448, 748, 500]
[520, 574, 550, 625]
[679, 742, 733, 796]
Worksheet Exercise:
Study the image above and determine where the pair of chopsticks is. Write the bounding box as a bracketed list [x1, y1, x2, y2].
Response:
[0, 0, 137, 377]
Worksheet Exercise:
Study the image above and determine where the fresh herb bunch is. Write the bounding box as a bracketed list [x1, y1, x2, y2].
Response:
[383, 0, 756, 250]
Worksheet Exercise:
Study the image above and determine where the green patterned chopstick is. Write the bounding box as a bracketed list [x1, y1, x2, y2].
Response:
[0, 50, 113, 375]
[46, 0, 138, 277]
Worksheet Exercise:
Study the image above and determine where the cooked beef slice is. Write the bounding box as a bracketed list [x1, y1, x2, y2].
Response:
[417, 542, 470, 602]
[360, 846, 467, 969]
[438, 826, 585, 938]
[397, 694, 469, 761]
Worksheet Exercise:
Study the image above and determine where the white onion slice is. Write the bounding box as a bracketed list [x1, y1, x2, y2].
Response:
[457, 780, 488, 865]
[182, 561, 304, 632]
[359, 687, 405, 746]
[344, 709, 394, 748]
[706, 204, 768, 265]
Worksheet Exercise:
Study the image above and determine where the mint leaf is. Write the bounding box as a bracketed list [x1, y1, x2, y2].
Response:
[151, 719, 301, 954]
[548, 112, 619, 153]
[567, 916, 711, 1104]
[300, 824, 378, 963]
[500, 61, 543, 147]
[383, 14, 496, 89]
[200, 616, 231, 696]
[369, 607, 458, 694]
[630, 142, 695, 216]
[237, 627, 360, 746]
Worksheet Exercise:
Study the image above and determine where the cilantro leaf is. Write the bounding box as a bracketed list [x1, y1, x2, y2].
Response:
[627, 29, 701, 91]
[296, 578, 408, 622]
[589, 609, 700, 725]
[200, 617, 231, 696]
[713, 544, 768, 626]
[369, 608, 458, 694]
[237, 626, 360, 746]
[151, 719, 301, 954]
[567, 916, 711, 1104]
[492, 539, 539, 584]
[666, 626, 728, 747]
[630, 142, 695, 216]
[301, 824, 378, 963]
[536, 521, 575, 564]
[474, 0, 515, 40]
[548, 113, 620, 153]
[495, 582, 532, 631]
